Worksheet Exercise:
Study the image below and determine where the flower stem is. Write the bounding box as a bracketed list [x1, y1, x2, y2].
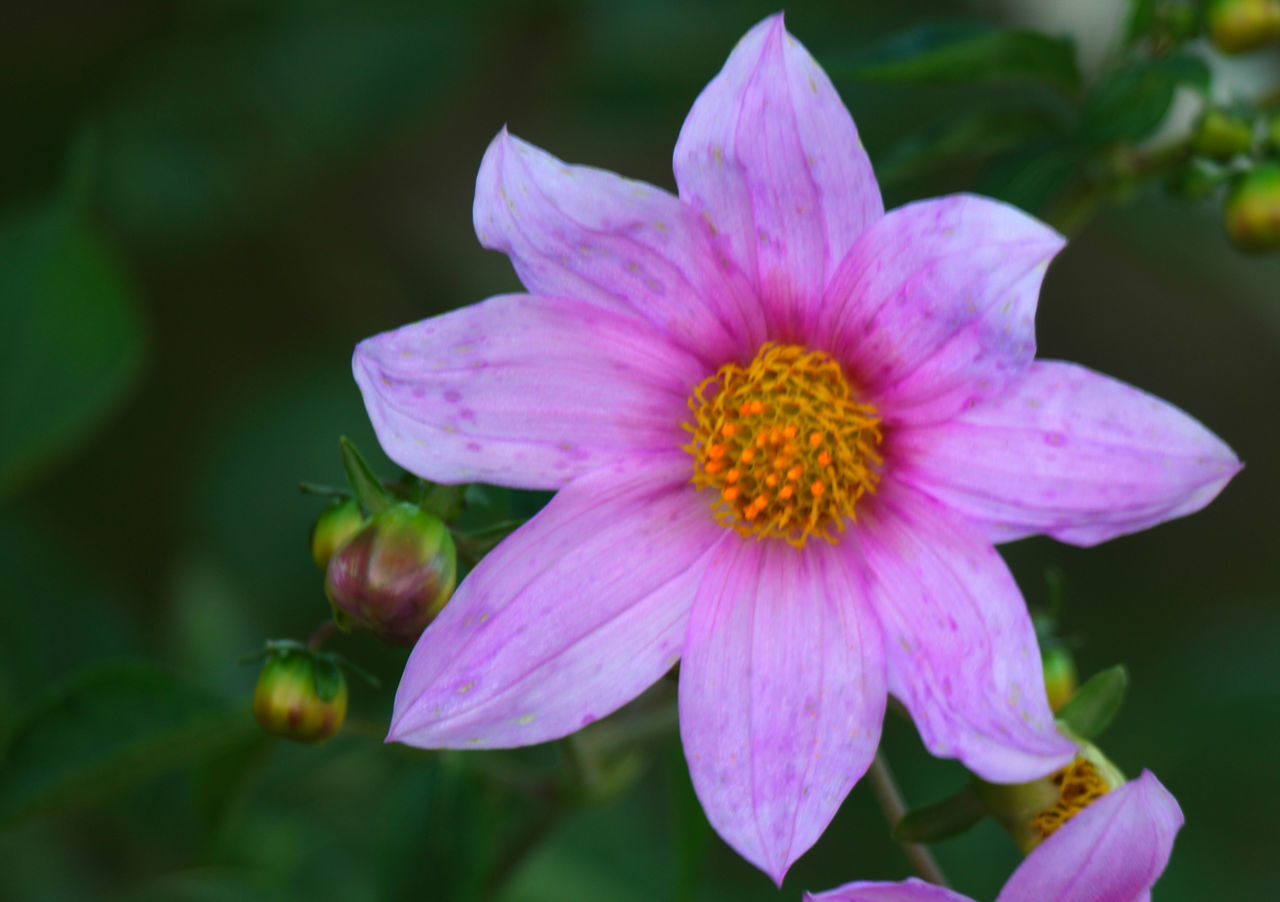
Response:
[306, 619, 338, 651]
[867, 751, 950, 887]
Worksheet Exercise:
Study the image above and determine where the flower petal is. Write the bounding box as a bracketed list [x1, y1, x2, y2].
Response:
[680, 537, 886, 885]
[806, 878, 975, 902]
[473, 129, 765, 364]
[856, 483, 1075, 782]
[673, 14, 883, 338]
[354, 293, 703, 490]
[896, 361, 1242, 546]
[388, 452, 724, 748]
[996, 771, 1183, 902]
[817, 195, 1064, 426]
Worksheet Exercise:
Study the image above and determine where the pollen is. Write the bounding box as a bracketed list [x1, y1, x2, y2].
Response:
[683, 342, 883, 548]
[1030, 759, 1112, 841]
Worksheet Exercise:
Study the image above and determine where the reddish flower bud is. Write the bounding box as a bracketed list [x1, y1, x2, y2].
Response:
[310, 498, 366, 569]
[253, 651, 348, 744]
[325, 502, 457, 645]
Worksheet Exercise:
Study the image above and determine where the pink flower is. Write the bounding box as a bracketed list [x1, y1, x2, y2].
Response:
[354, 14, 1238, 883]
[807, 771, 1183, 902]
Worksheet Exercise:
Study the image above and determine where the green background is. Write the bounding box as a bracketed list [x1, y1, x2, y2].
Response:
[1, 1, 1276, 900]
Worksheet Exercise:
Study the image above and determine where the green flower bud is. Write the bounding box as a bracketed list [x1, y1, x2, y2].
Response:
[1191, 109, 1255, 160]
[310, 498, 366, 569]
[325, 502, 457, 645]
[1206, 0, 1280, 53]
[973, 740, 1125, 854]
[1167, 157, 1229, 200]
[1224, 165, 1280, 251]
[253, 650, 348, 744]
[1041, 644, 1079, 713]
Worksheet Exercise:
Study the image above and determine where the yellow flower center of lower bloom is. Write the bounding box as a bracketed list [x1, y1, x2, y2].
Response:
[683, 343, 882, 548]
[1031, 759, 1112, 840]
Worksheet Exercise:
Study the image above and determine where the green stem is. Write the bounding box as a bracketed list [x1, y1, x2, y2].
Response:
[867, 752, 950, 887]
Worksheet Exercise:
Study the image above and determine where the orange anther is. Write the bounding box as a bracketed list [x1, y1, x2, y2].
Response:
[787, 465, 803, 481]
[809, 432, 824, 447]
[810, 481, 825, 497]
[818, 450, 831, 468]
[765, 473, 778, 487]
[726, 468, 740, 483]
[705, 460, 723, 474]
[783, 425, 798, 439]
[709, 444, 726, 460]
[739, 403, 751, 417]
[721, 423, 737, 437]
[750, 400, 765, 415]
[740, 448, 756, 463]
[779, 485, 795, 500]
[722, 486, 740, 502]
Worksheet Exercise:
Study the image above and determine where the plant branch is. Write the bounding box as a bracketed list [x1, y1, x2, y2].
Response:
[867, 751, 950, 887]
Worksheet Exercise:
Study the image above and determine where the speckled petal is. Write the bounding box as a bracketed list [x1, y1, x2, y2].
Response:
[473, 129, 765, 364]
[806, 879, 975, 902]
[816, 195, 1064, 426]
[674, 14, 883, 339]
[354, 293, 703, 490]
[896, 361, 1242, 546]
[855, 483, 1075, 782]
[997, 771, 1183, 902]
[388, 452, 724, 748]
[680, 537, 885, 885]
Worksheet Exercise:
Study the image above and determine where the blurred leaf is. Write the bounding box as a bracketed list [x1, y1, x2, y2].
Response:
[667, 744, 713, 902]
[977, 144, 1083, 214]
[1123, 0, 1159, 47]
[191, 732, 273, 835]
[1057, 665, 1129, 740]
[0, 661, 254, 828]
[377, 757, 497, 902]
[893, 787, 986, 843]
[339, 436, 393, 516]
[877, 109, 1065, 184]
[122, 869, 289, 902]
[0, 191, 145, 498]
[834, 21, 1080, 91]
[1081, 54, 1210, 145]
[98, 14, 466, 245]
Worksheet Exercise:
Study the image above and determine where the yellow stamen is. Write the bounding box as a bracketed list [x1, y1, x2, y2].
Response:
[682, 342, 882, 548]
[1031, 759, 1112, 841]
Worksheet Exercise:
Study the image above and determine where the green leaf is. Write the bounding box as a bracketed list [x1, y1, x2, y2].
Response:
[339, 436, 393, 515]
[1081, 55, 1210, 145]
[977, 144, 1083, 215]
[1057, 665, 1129, 740]
[0, 195, 146, 498]
[893, 787, 987, 843]
[833, 21, 1080, 91]
[877, 109, 1065, 184]
[0, 661, 254, 828]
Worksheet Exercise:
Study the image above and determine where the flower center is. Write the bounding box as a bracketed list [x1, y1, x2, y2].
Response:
[1030, 759, 1112, 841]
[683, 342, 882, 548]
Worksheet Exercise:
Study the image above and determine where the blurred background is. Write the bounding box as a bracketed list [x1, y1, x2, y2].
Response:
[1, 0, 1277, 900]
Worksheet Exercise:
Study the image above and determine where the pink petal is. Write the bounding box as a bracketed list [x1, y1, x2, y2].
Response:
[388, 452, 724, 748]
[354, 293, 703, 490]
[996, 771, 1183, 902]
[806, 878, 975, 902]
[673, 14, 883, 339]
[817, 195, 1064, 426]
[679, 537, 886, 885]
[896, 361, 1241, 546]
[855, 483, 1075, 782]
[473, 129, 765, 365]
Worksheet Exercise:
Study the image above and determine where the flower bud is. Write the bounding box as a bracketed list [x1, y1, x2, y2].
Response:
[1267, 114, 1280, 152]
[1041, 644, 1078, 713]
[325, 502, 457, 645]
[1206, 0, 1280, 53]
[973, 740, 1125, 854]
[253, 651, 348, 744]
[1224, 165, 1280, 252]
[310, 498, 366, 570]
[1190, 109, 1255, 160]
